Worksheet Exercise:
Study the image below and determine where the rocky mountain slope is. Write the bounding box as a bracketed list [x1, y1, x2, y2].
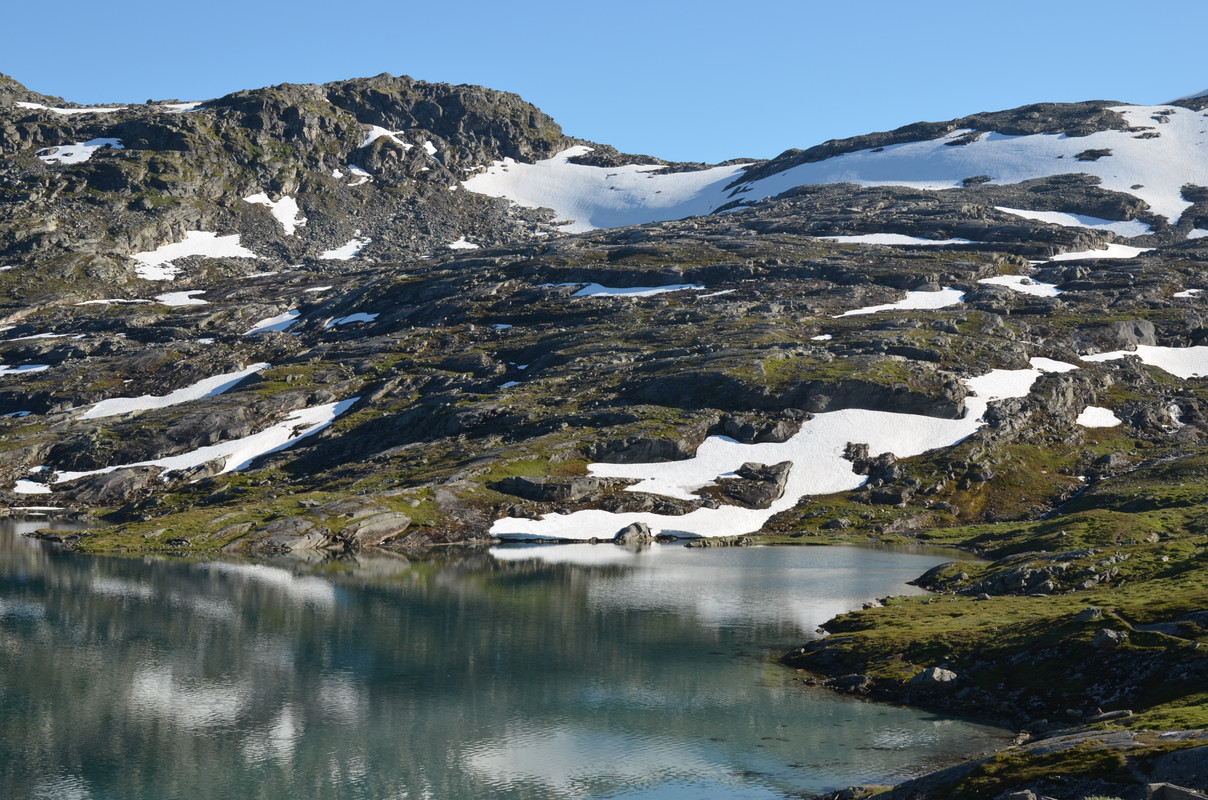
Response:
[3, 71, 1208, 797]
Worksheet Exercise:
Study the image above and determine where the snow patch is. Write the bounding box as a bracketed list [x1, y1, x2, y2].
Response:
[0, 364, 50, 377]
[244, 310, 300, 335]
[818, 233, 974, 246]
[1048, 243, 1152, 261]
[244, 193, 307, 236]
[16, 102, 125, 115]
[80, 363, 268, 420]
[37, 138, 123, 165]
[324, 313, 378, 328]
[448, 237, 480, 250]
[836, 287, 965, 317]
[1173, 289, 1202, 298]
[155, 290, 207, 306]
[565, 282, 705, 298]
[1076, 406, 1122, 427]
[978, 275, 1062, 297]
[131, 231, 259, 281]
[1081, 345, 1208, 379]
[360, 125, 413, 150]
[27, 397, 359, 488]
[995, 207, 1153, 238]
[319, 233, 371, 260]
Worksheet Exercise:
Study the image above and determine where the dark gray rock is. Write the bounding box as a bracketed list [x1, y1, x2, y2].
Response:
[719, 460, 791, 508]
[614, 521, 654, 544]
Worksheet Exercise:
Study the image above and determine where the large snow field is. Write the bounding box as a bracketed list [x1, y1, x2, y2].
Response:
[244, 193, 307, 235]
[835, 287, 965, 317]
[80, 363, 268, 420]
[16, 397, 359, 493]
[1082, 345, 1208, 379]
[131, 231, 259, 281]
[995, 207, 1152, 238]
[735, 107, 1208, 224]
[37, 138, 123, 165]
[462, 145, 751, 233]
[490, 358, 1076, 540]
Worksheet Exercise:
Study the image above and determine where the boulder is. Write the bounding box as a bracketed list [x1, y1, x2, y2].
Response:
[341, 512, 412, 547]
[1092, 628, 1129, 650]
[910, 666, 959, 687]
[614, 521, 654, 544]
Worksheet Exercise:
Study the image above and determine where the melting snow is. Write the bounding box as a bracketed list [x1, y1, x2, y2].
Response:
[319, 233, 371, 260]
[1081, 345, 1208, 379]
[1189, 229, 1208, 240]
[1076, 406, 1122, 427]
[1174, 289, 1202, 298]
[244, 193, 307, 235]
[978, 275, 1062, 297]
[19, 397, 359, 492]
[131, 231, 259, 281]
[244, 310, 300, 335]
[995, 207, 1153, 238]
[448, 237, 480, 250]
[423, 140, 437, 156]
[491, 358, 1072, 540]
[155, 290, 207, 306]
[836, 287, 965, 317]
[37, 138, 123, 165]
[818, 233, 974, 246]
[304, 285, 333, 293]
[498, 381, 521, 389]
[80, 363, 268, 420]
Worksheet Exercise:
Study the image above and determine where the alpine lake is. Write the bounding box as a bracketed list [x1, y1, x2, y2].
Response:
[0, 517, 1010, 799]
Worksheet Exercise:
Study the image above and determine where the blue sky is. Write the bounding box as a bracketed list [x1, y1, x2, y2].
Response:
[6, 0, 1205, 163]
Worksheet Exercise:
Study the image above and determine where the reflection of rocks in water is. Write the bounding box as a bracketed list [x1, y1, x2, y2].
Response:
[0, 529, 1010, 800]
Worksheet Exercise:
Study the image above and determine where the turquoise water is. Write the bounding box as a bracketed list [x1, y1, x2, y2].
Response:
[0, 521, 1008, 799]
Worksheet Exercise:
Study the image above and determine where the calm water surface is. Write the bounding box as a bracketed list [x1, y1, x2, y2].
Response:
[0, 519, 1009, 799]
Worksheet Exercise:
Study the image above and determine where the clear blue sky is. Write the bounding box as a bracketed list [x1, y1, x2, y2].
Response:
[6, 0, 1205, 164]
